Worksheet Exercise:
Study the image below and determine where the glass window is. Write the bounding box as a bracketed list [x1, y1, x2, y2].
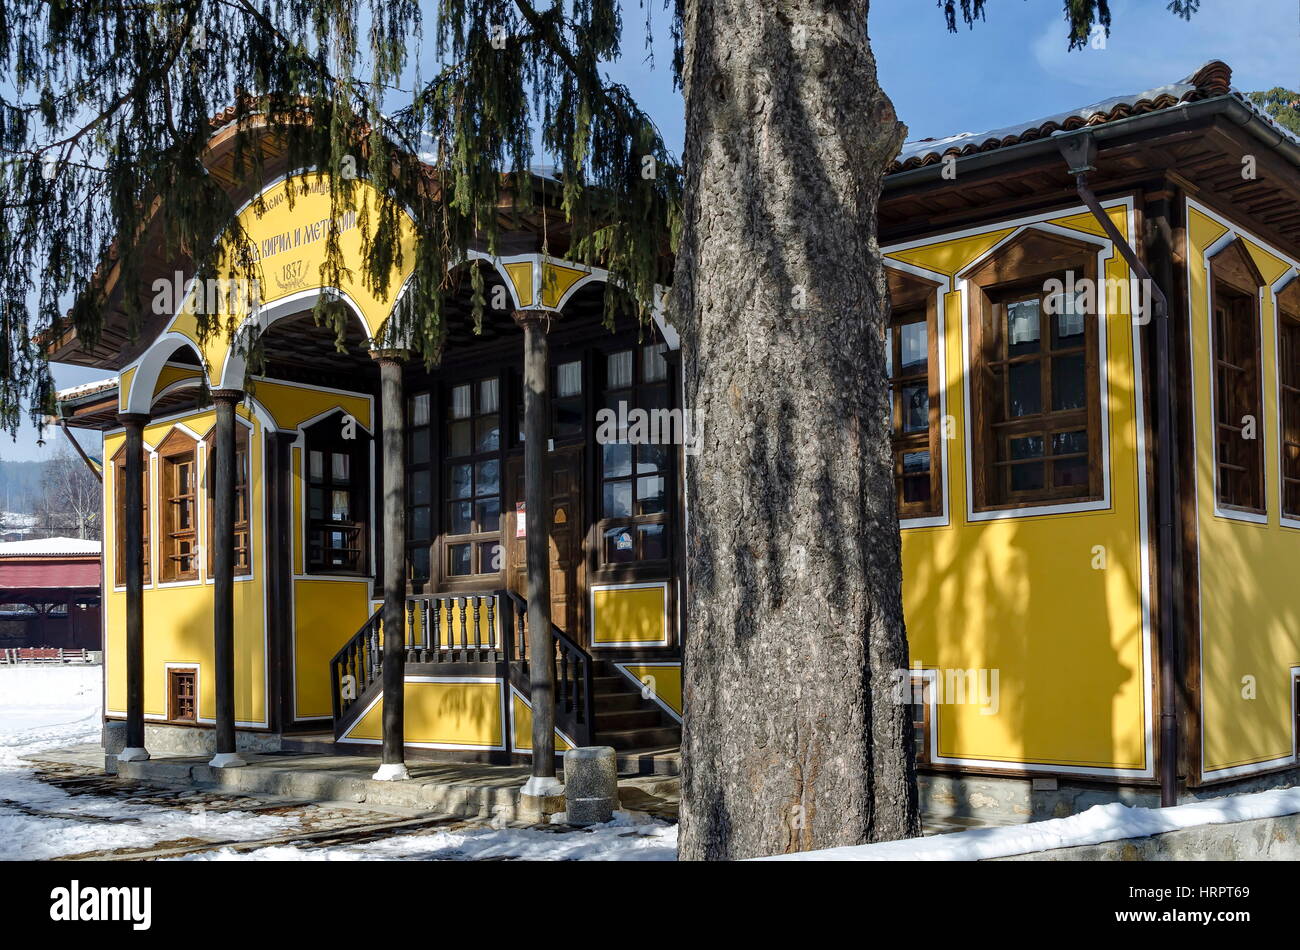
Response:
[441, 376, 503, 578]
[887, 307, 940, 517]
[305, 414, 368, 574]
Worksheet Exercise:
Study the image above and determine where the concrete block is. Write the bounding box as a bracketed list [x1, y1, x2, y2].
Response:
[564, 746, 618, 826]
[102, 721, 127, 755]
[518, 793, 566, 824]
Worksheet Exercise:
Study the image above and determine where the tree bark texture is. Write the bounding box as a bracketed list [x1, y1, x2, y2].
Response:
[675, 0, 919, 859]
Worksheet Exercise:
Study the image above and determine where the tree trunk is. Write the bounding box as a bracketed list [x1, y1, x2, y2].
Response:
[675, 0, 919, 859]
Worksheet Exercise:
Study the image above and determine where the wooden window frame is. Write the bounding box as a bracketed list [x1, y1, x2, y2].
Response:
[204, 420, 252, 576]
[911, 675, 931, 767]
[439, 376, 505, 584]
[1277, 278, 1300, 519]
[167, 666, 198, 723]
[406, 390, 436, 584]
[157, 428, 200, 583]
[112, 444, 150, 586]
[594, 343, 674, 572]
[304, 414, 371, 576]
[1209, 239, 1266, 515]
[886, 268, 943, 519]
[965, 230, 1104, 512]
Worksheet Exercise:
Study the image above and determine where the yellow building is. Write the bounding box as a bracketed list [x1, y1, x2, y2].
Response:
[53, 60, 1300, 804]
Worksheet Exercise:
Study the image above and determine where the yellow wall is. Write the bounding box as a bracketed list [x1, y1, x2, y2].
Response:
[617, 663, 682, 718]
[591, 583, 669, 647]
[104, 407, 268, 725]
[891, 201, 1152, 774]
[345, 678, 506, 749]
[1185, 200, 1300, 778]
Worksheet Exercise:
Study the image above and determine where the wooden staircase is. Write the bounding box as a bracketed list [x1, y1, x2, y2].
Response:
[591, 663, 681, 752]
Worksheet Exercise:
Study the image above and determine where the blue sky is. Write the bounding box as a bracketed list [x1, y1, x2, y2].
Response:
[6, 0, 1297, 462]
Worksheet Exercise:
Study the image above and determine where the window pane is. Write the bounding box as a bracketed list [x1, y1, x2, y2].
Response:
[309, 488, 324, 520]
[1053, 457, 1088, 488]
[639, 523, 667, 560]
[884, 327, 893, 378]
[556, 361, 582, 398]
[479, 378, 499, 414]
[900, 322, 927, 374]
[448, 421, 472, 457]
[1007, 299, 1042, 355]
[901, 383, 929, 432]
[475, 416, 500, 453]
[638, 443, 669, 474]
[607, 350, 633, 389]
[555, 398, 583, 437]
[1007, 362, 1041, 417]
[1052, 354, 1086, 411]
[448, 543, 472, 576]
[903, 450, 930, 475]
[449, 464, 472, 499]
[1010, 464, 1044, 493]
[642, 344, 668, 383]
[1052, 430, 1088, 457]
[1051, 301, 1086, 342]
[476, 497, 501, 533]
[410, 546, 430, 580]
[475, 460, 499, 497]
[902, 476, 931, 504]
[603, 442, 632, 478]
[309, 450, 323, 482]
[604, 526, 636, 563]
[409, 432, 430, 465]
[409, 470, 431, 505]
[448, 501, 472, 535]
[603, 480, 633, 518]
[478, 541, 502, 573]
[450, 384, 472, 419]
[410, 392, 430, 427]
[637, 475, 666, 514]
[331, 490, 350, 521]
[331, 452, 350, 483]
[411, 506, 431, 539]
[1011, 435, 1044, 460]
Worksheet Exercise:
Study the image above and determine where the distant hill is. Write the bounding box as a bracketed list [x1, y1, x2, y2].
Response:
[0, 460, 54, 513]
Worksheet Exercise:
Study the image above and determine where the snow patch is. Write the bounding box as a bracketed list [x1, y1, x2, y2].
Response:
[760, 787, 1300, 861]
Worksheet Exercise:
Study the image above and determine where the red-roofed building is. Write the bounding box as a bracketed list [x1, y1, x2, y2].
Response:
[0, 538, 102, 651]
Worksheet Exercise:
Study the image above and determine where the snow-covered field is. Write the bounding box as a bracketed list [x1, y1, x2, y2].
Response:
[0, 665, 677, 861]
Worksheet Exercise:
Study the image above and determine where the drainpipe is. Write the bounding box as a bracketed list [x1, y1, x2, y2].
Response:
[57, 419, 104, 483]
[1056, 131, 1180, 808]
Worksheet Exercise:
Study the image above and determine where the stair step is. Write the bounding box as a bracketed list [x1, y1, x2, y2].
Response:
[599, 726, 682, 751]
[594, 709, 662, 731]
[594, 692, 641, 712]
[591, 675, 633, 694]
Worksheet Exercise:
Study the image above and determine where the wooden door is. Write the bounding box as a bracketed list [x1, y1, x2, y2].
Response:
[506, 445, 585, 640]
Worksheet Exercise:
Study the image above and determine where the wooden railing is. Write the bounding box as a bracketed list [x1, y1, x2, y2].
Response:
[329, 606, 383, 723]
[328, 589, 593, 748]
[405, 591, 508, 663]
[504, 590, 595, 747]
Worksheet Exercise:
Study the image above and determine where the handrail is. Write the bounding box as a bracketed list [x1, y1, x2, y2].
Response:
[329, 606, 383, 725]
[503, 589, 595, 746]
[405, 590, 507, 663]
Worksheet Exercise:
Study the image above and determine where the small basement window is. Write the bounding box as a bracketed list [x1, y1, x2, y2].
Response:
[168, 668, 197, 723]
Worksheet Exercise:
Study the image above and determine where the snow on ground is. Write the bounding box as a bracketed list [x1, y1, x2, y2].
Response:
[174, 811, 678, 861]
[760, 786, 1300, 861]
[0, 665, 299, 860]
[0, 665, 677, 861]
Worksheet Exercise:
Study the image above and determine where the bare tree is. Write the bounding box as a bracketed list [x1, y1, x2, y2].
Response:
[35, 448, 100, 540]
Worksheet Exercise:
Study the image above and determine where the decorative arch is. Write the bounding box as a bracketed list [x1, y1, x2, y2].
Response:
[121, 336, 207, 415]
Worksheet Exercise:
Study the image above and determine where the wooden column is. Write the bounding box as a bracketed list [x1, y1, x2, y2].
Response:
[515, 311, 561, 793]
[116, 413, 150, 762]
[373, 352, 409, 780]
[209, 390, 245, 768]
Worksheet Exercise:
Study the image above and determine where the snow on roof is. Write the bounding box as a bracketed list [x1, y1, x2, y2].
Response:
[892, 59, 1297, 173]
[55, 376, 118, 402]
[0, 537, 101, 557]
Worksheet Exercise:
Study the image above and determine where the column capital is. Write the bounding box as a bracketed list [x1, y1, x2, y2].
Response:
[511, 309, 554, 330]
[369, 348, 409, 365]
[116, 412, 150, 429]
[211, 388, 244, 405]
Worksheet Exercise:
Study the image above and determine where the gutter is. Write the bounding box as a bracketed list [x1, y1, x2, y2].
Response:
[1055, 130, 1180, 808]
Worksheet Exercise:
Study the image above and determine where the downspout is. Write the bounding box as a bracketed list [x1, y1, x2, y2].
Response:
[1056, 131, 1180, 807]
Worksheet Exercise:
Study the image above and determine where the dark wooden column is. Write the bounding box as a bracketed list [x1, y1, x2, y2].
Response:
[373, 352, 409, 780]
[515, 311, 561, 793]
[209, 390, 245, 768]
[117, 412, 150, 762]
